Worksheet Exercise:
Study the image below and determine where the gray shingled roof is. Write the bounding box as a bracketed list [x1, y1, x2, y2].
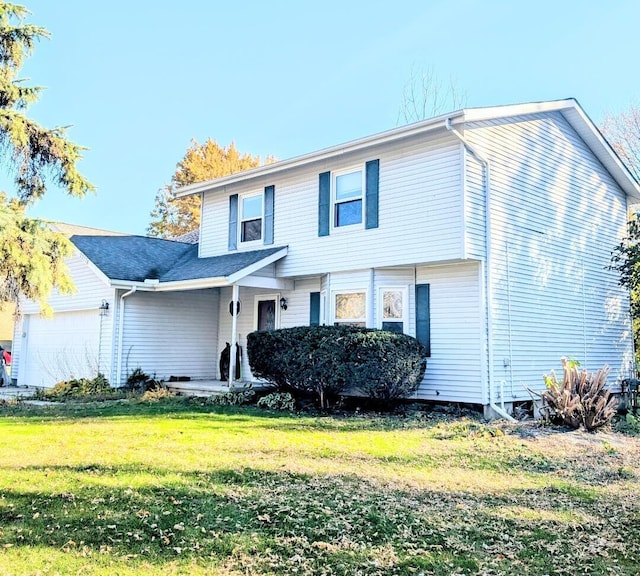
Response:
[162, 246, 284, 282]
[70, 235, 285, 284]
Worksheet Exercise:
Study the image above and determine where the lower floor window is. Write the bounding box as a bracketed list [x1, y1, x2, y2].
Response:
[334, 291, 366, 327]
[378, 287, 408, 334]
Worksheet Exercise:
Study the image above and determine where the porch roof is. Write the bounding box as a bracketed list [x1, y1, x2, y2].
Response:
[161, 245, 286, 282]
[70, 235, 287, 288]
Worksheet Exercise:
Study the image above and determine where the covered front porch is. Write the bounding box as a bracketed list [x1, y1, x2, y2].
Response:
[112, 245, 320, 392]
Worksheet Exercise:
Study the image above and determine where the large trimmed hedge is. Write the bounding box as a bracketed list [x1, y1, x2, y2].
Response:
[247, 325, 426, 408]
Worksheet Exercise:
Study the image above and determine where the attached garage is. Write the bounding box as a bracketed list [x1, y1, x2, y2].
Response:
[17, 310, 102, 388]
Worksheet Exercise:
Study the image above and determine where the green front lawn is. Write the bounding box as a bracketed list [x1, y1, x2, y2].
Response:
[0, 399, 638, 575]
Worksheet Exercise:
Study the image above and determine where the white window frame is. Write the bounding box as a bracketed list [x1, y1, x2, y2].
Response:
[332, 289, 368, 326]
[377, 286, 408, 334]
[253, 293, 281, 331]
[332, 166, 365, 230]
[239, 192, 264, 245]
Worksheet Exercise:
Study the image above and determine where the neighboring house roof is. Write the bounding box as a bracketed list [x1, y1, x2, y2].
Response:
[170, 229, 200, 244]
[70, 235, 286, 287]
[174, 98, 640, 201]
[53, 222, 127, 237]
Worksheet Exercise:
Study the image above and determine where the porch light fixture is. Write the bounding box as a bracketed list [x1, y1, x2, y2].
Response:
[279, 297, 287, 311]
[99, 299, 109, 316]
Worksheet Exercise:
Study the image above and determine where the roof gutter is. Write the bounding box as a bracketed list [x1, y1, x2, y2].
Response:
[445, 117, 515, 422]
[175, 116, 457, 198]
[109, 248, 289, 293]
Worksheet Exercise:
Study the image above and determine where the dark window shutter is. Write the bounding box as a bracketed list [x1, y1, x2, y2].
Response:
[309, 292, 320, 326]
[318, 171, 330, 237]
[415, 284, 431, 357]
[228, 194, 238, 250]
[365, 159, 379, 229]
[264, 185, 274, 245]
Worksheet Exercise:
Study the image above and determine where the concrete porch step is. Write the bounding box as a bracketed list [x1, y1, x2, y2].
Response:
[165, 380, 267, 397]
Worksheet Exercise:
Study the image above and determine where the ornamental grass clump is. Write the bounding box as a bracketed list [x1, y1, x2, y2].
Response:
[541, 358, 617, 431]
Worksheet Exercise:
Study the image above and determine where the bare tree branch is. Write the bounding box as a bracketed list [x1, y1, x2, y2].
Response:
[601, 104, 640, 182]
[397, 65, 467, 125]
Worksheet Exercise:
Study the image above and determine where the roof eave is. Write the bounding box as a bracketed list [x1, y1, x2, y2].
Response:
[108, 247, 288, 292]
[225, 246, 288, 284]
[174, 117, 459, 198]
[561, 104, 640, 200]
[457, 98, 640, 200]
[178, 97, 640, 203]
[454, 98, 578, 124]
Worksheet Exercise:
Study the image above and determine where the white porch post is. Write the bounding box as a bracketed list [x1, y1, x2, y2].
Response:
[229, 283, 239, 389]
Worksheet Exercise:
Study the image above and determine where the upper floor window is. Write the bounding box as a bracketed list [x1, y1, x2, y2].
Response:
[241, 194, 263, 243]
[319, 160, 378, 237]
[334, 169, 363, 227]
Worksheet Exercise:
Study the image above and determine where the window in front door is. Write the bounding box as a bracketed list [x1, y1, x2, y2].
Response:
[257, 298, 277, 331]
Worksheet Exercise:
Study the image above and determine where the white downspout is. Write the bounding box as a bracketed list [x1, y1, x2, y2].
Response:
[446, 118, 515, 422]
[229, 283, 239, 390]
[116, 287, 136, 387]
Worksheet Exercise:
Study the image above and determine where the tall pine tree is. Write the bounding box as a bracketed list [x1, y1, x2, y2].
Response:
[0, 3, 93, 314]
[148, 139, 273, 238]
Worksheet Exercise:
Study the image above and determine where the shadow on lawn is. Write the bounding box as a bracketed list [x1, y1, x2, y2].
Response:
[0, 463, 638, 574]
[0, 397, 486, 433]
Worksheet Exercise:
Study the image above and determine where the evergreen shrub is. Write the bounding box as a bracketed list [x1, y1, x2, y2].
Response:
[247, 325, 426, 408]
[42, 373, 113, 400]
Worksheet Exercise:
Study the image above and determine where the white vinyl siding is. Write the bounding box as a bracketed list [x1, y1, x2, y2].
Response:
[464, 151, 487, 259]
[279, 277, 322, 329]
[18, 252, 112, 315]
[16, 310, 102, 388]
[12, 251, 115, 385]
[119, 289, 219, 383]
[466, 112, 632, 400]
[415, 262, 483, 404]
[199, 134, 464, 274]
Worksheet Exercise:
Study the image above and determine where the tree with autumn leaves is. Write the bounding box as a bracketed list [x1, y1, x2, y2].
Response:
[603, 103, 640, 362]
[0, 3, 93, 314]
[148, 139, 274, 238]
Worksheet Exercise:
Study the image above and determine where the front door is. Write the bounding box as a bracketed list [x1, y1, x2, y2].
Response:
[257, 298, 277, 331]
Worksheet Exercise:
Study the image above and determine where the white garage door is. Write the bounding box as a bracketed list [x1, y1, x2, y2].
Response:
[19, 310, 101, 388]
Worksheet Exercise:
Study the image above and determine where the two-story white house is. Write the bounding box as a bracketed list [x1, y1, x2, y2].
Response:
[11, 99, 640, 417]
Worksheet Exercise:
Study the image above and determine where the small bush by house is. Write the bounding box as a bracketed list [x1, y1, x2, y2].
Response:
[125, 368, 163, 392]
[247, 325, 426, 408]
[41, 373, 113, 400]
[256, 392, 296, 412]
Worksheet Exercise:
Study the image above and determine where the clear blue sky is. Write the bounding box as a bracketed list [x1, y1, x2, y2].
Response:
[11, 0, 640, 235]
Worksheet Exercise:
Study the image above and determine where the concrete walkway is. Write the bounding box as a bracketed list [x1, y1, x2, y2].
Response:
[0, 386, 40, 401]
